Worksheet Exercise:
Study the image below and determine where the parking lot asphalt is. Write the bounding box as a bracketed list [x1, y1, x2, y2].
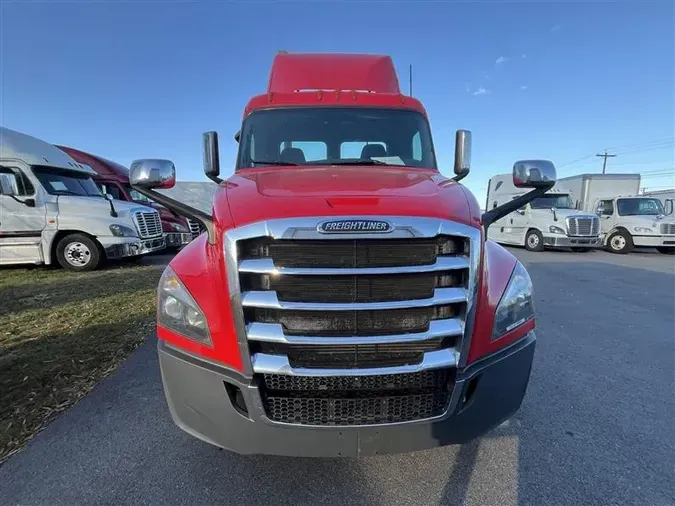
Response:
[1, 247, 673, 506]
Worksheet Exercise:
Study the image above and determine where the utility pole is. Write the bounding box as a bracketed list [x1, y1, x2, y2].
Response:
[409, 64, 413, 97]
[596, 150, 616, 174]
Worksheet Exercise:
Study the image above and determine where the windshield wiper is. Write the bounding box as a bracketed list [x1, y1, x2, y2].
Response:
[250, 159, 299, 166]
[329, 159, 393, 166]
[53, 190, 84, 196]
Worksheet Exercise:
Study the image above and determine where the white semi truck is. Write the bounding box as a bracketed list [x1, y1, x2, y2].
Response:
[0, 127, 166, 270]
[559, 173, 675, 254]
[485, 173, 602, 252]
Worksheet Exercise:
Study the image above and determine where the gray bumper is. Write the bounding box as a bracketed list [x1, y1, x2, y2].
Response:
[164, 232, 192, 248]
[544, 236, 602, 247]
[157, 332, 536, 457]
[104, 236, 165, 259]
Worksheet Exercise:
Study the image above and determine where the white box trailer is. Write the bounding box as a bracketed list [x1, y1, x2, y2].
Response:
[0, 127, 166, 270]
[485, 173, 602, 252]
[558, 173, 674, 254]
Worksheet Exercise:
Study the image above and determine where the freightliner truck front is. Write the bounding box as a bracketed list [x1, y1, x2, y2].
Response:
[129, 53, 557, 457]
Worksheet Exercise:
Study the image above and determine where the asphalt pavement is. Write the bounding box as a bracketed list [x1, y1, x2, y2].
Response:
[1, 248, 674, 506]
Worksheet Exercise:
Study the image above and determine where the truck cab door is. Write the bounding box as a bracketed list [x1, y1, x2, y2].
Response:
[0, 166, 47, 265]
[507, 198, 528, 244]
[595, 199, 615, 234]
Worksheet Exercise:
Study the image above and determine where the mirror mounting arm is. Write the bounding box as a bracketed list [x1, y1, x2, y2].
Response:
[131, 186, 216, 245]
[482, 183, 554, 234]
[452, 169, 469, 182]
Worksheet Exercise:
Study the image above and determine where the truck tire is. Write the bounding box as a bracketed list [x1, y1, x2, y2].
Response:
[571, 247, 592, 252]
[606, 230, 634, 254]
[525, 229, 545, 252]
[656, 247, 675, 255]
[56, 234, 102, 271]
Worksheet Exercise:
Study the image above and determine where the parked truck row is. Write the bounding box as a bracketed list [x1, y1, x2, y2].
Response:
[486, 171, 675, 254]
[0, 127, 199, 271]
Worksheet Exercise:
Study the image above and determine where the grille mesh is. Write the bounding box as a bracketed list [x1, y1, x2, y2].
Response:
[240, 236, 464, 268]
[661, 223, 675, 235]
[246, 305, 457, 337]
[263, 369, 451, 392]
[242, 272, 463, 303]
[263, 391, 450, 425]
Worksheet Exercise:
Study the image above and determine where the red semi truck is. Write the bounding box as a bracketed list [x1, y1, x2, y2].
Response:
[55, 146, 195, 249]
[129, 53, 556, 457]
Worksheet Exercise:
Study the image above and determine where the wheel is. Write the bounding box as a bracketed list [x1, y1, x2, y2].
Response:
[571, 247, 592, 252]
[55, 234, 102, 271]
[525, 230, 545, 252]
[656, 247, 675, 255]
[606, 230, 634, 254]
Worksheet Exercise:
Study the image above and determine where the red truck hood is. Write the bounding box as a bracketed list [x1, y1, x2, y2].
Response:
[219, 166, 479, 228]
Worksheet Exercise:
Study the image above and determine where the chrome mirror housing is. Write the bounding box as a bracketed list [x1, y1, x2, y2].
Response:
[513, 160, 556, 188]
[130, 159, 176, 189]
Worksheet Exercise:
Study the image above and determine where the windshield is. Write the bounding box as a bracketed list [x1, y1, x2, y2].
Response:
[128, 187, 154, 203]
[32, 166, 102, 197]
[236, 107, 437, 169]
[530, 194, 574, 209]
[617, 198, 664, 216]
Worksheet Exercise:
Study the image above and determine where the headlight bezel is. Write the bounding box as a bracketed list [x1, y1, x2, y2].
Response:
[157, 266, 212, 346]
[549, 225, 566, 235]
[491, 262, 535, 340]
[633, 227, 653, 233]
[109, 224, 138, 237]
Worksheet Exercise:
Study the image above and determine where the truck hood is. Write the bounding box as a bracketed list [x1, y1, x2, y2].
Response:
[532, 208, 596, 219]
[56, 195, 154, 220]
[220, 166, 479, 228]
[145, 202, 188, 225]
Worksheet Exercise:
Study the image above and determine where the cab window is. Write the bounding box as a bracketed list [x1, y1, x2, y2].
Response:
[0, 166, 35, 196]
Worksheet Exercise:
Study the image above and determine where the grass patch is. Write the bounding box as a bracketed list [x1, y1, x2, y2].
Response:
[0, 262, 163, 463]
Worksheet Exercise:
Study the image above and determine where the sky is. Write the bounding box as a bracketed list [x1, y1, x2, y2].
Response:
[1, 0, 674, 206]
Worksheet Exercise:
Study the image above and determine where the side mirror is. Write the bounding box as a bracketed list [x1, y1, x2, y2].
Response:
[452, 130, 471, 182]
[513, 160, 556, 188]
[234, 130, 241, 144]
[665, 200, 674, 216]
[105, 193, 114, 201]
[0, 173, 18, 196]
[516, 209, 525, 215]
[129, 159, 176, 190]
[203, 131, 222, 184]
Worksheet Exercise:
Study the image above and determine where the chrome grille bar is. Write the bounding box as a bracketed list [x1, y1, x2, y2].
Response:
[239, 256, 470, 275]
[241, 287, 467, 311]
[252, 348, 459, 376]
[246, 318, 463, 345]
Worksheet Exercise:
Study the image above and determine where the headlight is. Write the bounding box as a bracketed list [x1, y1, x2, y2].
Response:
[170, 222, 189, 233]
[158, 266, 211, 345]
[549, 226, 566, 235]
[492, 262, 534, 340]
[109, 224, 138, 237]
[634, 227, 653, 233]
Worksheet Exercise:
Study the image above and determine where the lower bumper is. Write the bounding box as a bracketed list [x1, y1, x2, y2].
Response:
[101, 236, 166, 259]
[164, 232, 192, 248]
[544, 235, 602, 247]
[633, 235, 675, 247]
[158, 332, 536, 457]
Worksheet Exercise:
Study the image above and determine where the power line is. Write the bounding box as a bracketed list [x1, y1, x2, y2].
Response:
[596, 150, 617, 174]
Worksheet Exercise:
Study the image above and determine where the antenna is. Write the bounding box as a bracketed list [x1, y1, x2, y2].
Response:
[409, 64, 413, 97]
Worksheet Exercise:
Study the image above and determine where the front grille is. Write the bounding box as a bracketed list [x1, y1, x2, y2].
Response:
[232, 218, 475, 426]
[187, 219, 202, 238]
[134, 211, 162, 238]
[567, 216, 600, 236]
[661, 223, 675, 234]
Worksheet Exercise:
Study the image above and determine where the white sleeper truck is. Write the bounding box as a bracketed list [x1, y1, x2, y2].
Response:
[0, 127, 166, 270]
[485, 172, 602, 252]
[559, 173, 675, 255]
